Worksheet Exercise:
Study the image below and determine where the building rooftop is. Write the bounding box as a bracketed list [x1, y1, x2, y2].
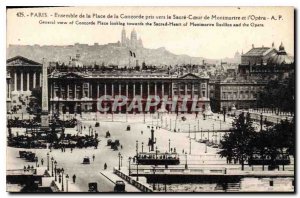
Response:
[242, 47, 275, 57]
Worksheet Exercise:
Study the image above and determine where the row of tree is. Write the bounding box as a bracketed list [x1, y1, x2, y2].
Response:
[257, 73, 295, 115]
[218, 112, 294, 170]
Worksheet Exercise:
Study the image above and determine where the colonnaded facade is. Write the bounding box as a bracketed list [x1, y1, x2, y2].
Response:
[48, 71, 211, 114]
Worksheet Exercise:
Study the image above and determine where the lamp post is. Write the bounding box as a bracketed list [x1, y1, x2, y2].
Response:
[51, 157, 54, 176]
[136, 140, 138, 155]
[189, 138, 192, 154]
[118, 152, 121, 170]
[61, 168, 64, 191]
[47, 153, 49, 171]
[54, 161, 57, 181]
[121, 156, 123, 167]
[136, 156, 139, 181]
[128, 157, 131, 175]
[66, 174, 69, 192]
[142, 142, 144, 153]
[35, 156, 38, 167]
[155, 146, 158, 159]
[168, 139, 170, 152]
[205, 142, 207, 153]
[152, 166, 156, 190]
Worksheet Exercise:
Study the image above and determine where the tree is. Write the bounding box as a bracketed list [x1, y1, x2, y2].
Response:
[218, 112, 256, 170]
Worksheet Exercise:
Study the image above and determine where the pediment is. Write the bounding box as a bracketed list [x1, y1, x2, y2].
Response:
[180, 73, 200, 79]
[59, 72, 85, 79]
[7, 56, 42, 66]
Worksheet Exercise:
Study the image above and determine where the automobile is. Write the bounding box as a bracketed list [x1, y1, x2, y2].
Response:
[83, 156, 90, 164]
[88, 182, 98, 192]
[95, 122, 100, 127]
[114, 181, 125, 192]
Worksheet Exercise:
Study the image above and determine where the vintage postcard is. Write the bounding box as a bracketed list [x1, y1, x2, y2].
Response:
[6, 6, 295, 192]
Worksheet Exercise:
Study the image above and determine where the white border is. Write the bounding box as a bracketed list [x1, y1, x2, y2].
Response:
[0, 1, 299, 198]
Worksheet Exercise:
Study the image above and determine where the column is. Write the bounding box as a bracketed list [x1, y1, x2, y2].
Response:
[162, 83, 165, 97]
[126, 83, 128, 98]
[155, 83, 157, 96]
[147, 82, 150, 96]
[33, 72, 36, 89]
[20, 72, 23, 91]
[27, 73, 30, 91]
[192, 83, 194, 98]
[14, 72, 17, 91]
[119, 83, 121, 96]
[104, 83, 107, 96]
[133, 83, 136, 97]
[67, 84, 70, 99]
[111, 83, 114, 97]
[50, 84, 53, 99]
[171, 82, 174, 98]
[185, 83, 188, 96]
[82, 83, 84, 98]
[140, 83, 143, 98]
[74, 84, 76, 99]
[40, 72, 42, 87]
[97, 84, 99, 98]
[90, 83, 92, 98]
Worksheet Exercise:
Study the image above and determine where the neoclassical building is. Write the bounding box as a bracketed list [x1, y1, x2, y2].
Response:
[48, 71, 210, 114]
[6, 56, 42, 111]
[6, 55, 211, 114]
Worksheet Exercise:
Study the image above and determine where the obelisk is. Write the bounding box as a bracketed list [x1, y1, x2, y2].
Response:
[41, 58, 49, 128]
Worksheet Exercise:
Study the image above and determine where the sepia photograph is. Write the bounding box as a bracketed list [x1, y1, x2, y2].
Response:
[5, 6, 295, 193]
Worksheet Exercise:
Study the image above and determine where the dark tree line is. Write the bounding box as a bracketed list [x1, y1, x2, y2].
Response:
[257, 73, 295, 115]
[218, 113, 295, 171]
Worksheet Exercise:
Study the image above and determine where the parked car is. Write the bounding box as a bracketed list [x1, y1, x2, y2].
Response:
[88, 182, 98, 192]
[114, 181, 125, 192]
[83, 157, 90, 164]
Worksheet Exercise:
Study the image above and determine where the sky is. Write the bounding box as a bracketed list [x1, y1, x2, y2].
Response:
[7, 6, 294, 59]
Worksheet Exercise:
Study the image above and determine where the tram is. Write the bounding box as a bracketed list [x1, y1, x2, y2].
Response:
[248, 152, 291, 166]
[136, 151, 180, 165]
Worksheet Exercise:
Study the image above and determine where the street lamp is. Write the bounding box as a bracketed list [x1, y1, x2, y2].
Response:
[142, 142, 144, 153]
[47, 153, 50, 171]
[205, 142, 207, 153]
[121, 156, 123, 167]
[168, 139, 171, 153]
[51, 157, 54, 176]
[128, 157, 132, 175]
[118, 152, 121, 170]
[155, 146, 158, 159]
[136, 156, 139, 181]
[185, 152, 188, 169]
[54, 161, 57, 181]
[189, 138, 191, 155]
[61, 168, 64, 191]
[136, 140, 139, 155]
[66, 174, 69, 192]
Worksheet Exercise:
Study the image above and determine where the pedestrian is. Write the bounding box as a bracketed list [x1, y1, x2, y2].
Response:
[141, 131, 143, 135]
[71, 148, 73, 153]
[72, 174, 76, 183]
[104, 163, 107, 170]
[41, 158, 44, 165]
[170, 148, 173, 152]
[121, 145, 123, 149]
[182, 149, 184, 154]
[92, 154, 95, 161]
[174, 148, 176, 153]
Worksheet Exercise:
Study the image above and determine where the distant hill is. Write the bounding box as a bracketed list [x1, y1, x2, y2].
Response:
[7, 43, 235, 67]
